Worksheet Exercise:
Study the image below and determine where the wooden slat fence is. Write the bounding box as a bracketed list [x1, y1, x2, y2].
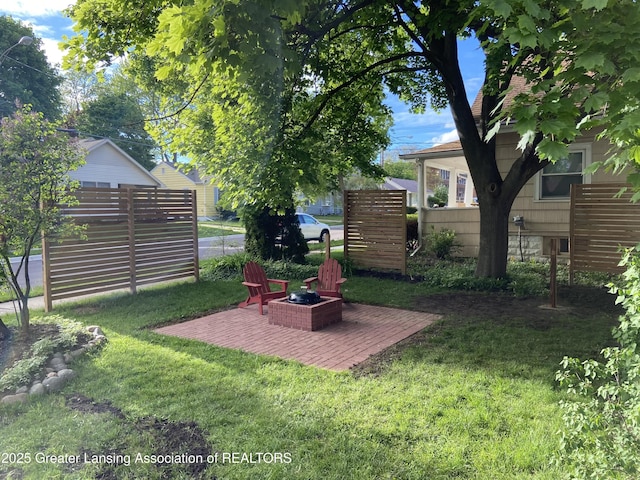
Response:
[42, 187, 199, 310]
[344, 190, 407, 274]
[570, 183, 640, 282]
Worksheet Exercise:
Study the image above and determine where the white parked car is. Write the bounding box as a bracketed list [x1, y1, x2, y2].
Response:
[296, 213, 331, 243]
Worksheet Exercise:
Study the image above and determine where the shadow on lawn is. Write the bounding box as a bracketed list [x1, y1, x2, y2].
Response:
[353, 285, 621, 381]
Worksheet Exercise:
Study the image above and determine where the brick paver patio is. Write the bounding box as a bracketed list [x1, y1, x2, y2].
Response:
[155, 302, 440, 371]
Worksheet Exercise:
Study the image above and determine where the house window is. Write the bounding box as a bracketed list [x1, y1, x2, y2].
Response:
[537, 144, 591, 200]
[543, 237, 570, 255]
[81, 181, 110, 188]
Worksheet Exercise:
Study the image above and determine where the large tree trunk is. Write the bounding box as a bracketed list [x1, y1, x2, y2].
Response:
[0, 318, 9, 339]
[475, 195, 512, 278]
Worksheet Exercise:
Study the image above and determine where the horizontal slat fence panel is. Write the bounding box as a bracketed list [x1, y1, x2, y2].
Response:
[344, 190, 407, 274]
[43, 187, 199, 310]
[570, 183, 640, 282]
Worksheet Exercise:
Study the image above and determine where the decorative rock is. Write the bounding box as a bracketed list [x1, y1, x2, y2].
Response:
[29, 383, 46, 396]
[57, 369, 76, 381]
[1, 393, 28, 404]
[1, 324, 106, 399]
[87, 326, 103, 336]
[70, 348, 85, 358]
[42, 376, 66, 392]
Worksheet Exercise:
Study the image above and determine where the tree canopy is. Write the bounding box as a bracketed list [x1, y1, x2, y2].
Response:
[64, 1, 390, 210]
[385, 161, 417, 181]
[74, 90, 157, 170]
[0, 16, 62, 120]
[64, 0, 640, 275]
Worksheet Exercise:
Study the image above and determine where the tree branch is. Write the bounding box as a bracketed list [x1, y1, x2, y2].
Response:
[299, 52, 422, 135]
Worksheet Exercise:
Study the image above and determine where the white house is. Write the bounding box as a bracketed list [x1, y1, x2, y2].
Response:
[71, 138, 161, 188]
[381, 177, 420, 208]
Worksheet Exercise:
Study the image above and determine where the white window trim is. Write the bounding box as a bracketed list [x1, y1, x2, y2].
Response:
[534, 142, 592, 202]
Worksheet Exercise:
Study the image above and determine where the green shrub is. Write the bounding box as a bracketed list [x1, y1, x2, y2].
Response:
[200, 253, 254, 281]
[200, 254, 350, 283]
[556, 247, 640, 479]
[425, 226, 460, 259]
[427, 184, 448, 207]
[406, 214, 419, 252]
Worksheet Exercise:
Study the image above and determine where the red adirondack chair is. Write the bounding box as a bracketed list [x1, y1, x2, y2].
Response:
[238, 261, 289, 315]
[304, 258, 347, 298]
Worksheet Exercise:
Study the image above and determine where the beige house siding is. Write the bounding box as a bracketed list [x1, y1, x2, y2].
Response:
[423, 207, 480, 257]
[499, 129, 623, 258]
[151, 162, 218, 218]
[410, 128, 625, 260]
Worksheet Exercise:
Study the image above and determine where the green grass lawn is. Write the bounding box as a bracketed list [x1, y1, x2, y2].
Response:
[314, 214, 344, 225]
[0, 264, 618, 479]
[198, 220, 245, 238]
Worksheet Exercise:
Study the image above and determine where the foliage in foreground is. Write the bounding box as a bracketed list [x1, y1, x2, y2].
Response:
[556, 248, 640, 479]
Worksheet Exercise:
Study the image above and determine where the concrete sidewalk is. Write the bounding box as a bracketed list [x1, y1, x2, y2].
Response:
[0, 296, 46, 316]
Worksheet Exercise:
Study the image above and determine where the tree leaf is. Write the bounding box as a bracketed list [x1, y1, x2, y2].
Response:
[490, 0, 513, 18]
[537, 138, 569, 161]
[575, 52, 605, 70]
[213, 16, 226, 38]
[581, 0, 609, 11]
[622, 68, 640, 83]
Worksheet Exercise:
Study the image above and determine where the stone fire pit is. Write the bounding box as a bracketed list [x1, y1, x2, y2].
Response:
[268, 296, 342, 331]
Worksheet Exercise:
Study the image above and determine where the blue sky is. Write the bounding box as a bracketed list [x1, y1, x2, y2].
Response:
[1, 1, 485, 153]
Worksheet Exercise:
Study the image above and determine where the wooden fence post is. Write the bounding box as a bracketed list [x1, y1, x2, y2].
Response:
[324, 230, 331, 261]
[127, 188, 137, 294]
[192, 189, 199, 281]
[41, 218, 53, 313]
[550, 238, 557, 308]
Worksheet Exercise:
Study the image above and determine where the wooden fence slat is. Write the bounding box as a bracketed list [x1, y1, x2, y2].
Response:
[344, 189, 407, 274]
[570, 183, 640, 283]
[43, 187, 199, 310]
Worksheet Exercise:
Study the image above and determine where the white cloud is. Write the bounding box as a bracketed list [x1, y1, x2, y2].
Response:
[1, 1, 75, 18]
[431, 129, 460, 146]
[1, 3, 76, 68]
[40, 37, 65, 67]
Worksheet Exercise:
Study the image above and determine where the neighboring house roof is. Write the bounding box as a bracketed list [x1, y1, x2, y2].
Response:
[383, 177, 418, 193]
[403, 140, 463, 159]
[399, 140, 469, 172]
[77, 138, 161, 186]
[471, 75, 530, 119]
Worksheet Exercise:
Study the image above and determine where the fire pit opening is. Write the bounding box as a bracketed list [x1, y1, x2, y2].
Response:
[287, 290, 323, 305]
